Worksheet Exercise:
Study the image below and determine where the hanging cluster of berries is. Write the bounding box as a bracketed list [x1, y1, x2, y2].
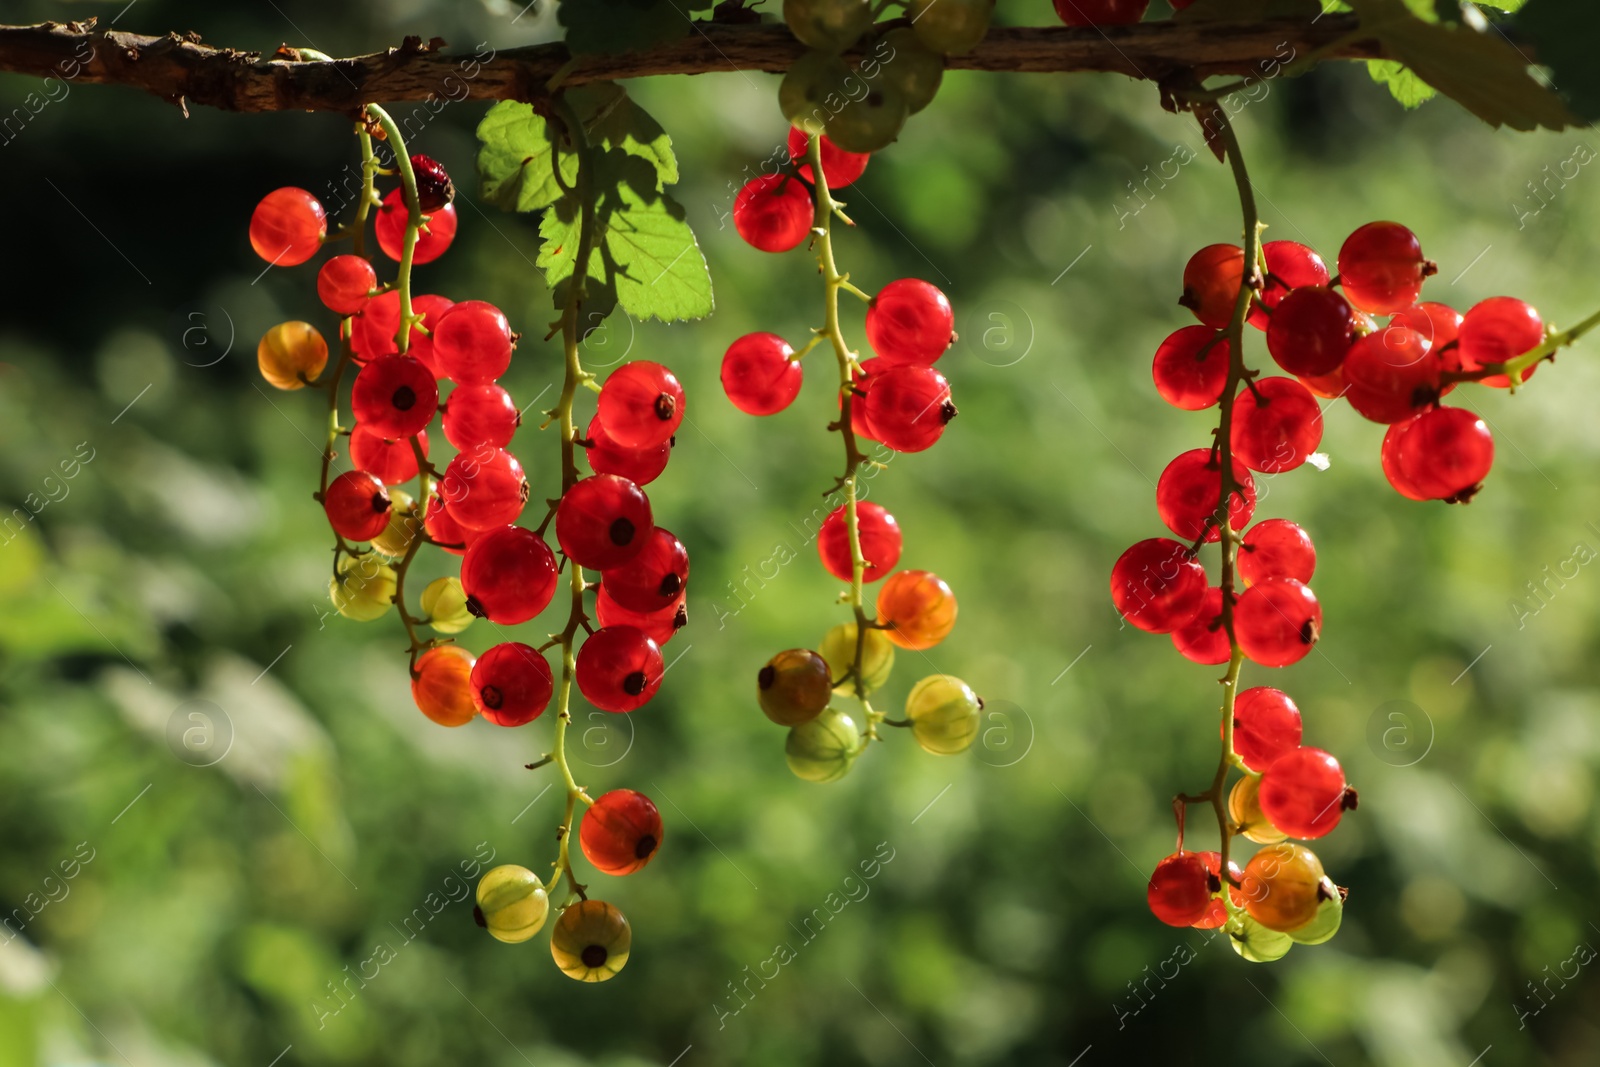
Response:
[249, 108, 684, 982]
[728, 129, 975, 781]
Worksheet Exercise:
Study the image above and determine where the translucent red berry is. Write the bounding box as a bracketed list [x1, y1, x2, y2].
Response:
[1389, 301, 1461, 352]
[249, 187, 326, 267]
[598, 362, 685, 450]
[556, 474, 654, 569]
[1147, 851, 1212, 927]
[1192, 851, 1244, 929]
[1459, 296, 1543, 389]
[351, 290, 401, 363]
[324, 469, 392, 541]
[787, 128, 869, 189]
[423, 496, 483, 556]
[722, 333, 802, 416]
[439, 446, 528, 530]
[351, 355, 438, 440]
[443, 383, 520, 451]
[596, 585, 686, 646]
[432, 301, 513, 385]
[876, 570, 958, 650]
[1397, 406, 1494, 502]
[409, 153, 455, 212]
[817, 501, 902, 582]
[1259, 747, 1354, 839]
[1156, 448, 1255, 543]
[585, 416, 671, 486]
[576, 626, 664, 713]
[1110, 538, 1206, 634]
[349, 425, 427, 486]
[403, 294, 455, 375]
[1234, 578, 1321, 667]
[1231, 686, 1303, 772]
[376, 187, 458, 264]
[472, 642, 554, 727]
[1380, 417, 1429, 501]
[1343, 327, 1440, 424]
[734, 174, 813, 253]
[600, 528, 689, 614]
[1054, 0, 1151, 27]
[863, 365, 955, 452]
[1179, 244, 1244, 329]
[1231, 377, 1323, 473]
[1265, 287, 1355, 378]
[845, 358, 883, 443]
[317, 255, 377, 315]
[580, 789, 663, 876]
[412, 645, 477, 727]
[1171, 587, 1230, 666]
[1337, 221, 1431, 315]
[1253, 240, 1329, 327]
[1238, 518, 1316, 586]
[1151, 326, 1230, 411]
[460, 525, 560, 625]
[866, 279, 954, 366]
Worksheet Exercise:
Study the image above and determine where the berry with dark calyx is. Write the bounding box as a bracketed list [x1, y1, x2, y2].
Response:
[817, 501, 902, 582]
[1286, 880, 1344, 945]
[1171, 586, 1230, 666]
[257, 321, 329, 390]
[783, 0, 873, 52]
[787, 128, 870, 189]
[329, 557, 396, 622]
[1234, 578, 1321, 667]
[317, 255, 377, 315]
[734, 174, 813, 253]
[1228, 774, 1287, 844]
[432, 301, 513, 386]
[1231, 376, 1323, 473]
[1238, 518, 1316, 586]
[1260, 747, 1354, 839]
[585, 417, 672, 486]
[758, 648, 833, 726]
[423, 495, 482, 556]
[1226, 913, 1293, 963]
[411, 645, 477, 727]
[819, 621, 895, 694]
[1397, 406, 1494, 502]
[785, 705, 862, 782]
[866, 279, 954, 366]
[370, 491, 420, 559]
[780, 50, 853, 136]
[596, 585, 686, 646]
[1110, 538, 1206, 634]
[439, 445, 528, 531]
[1240, 843, 1326, 932]
[249, 187, 326, 266]
[1230, 686, 1302, 772]
[409, 153, 455, 212]
[351, 355, 438, 440]
[1265, 287, 1355, 378]
[375, 187, 458, 264]
[443, 383, 520, 451]
[1193, 851, 1245, 930]
[460, 525, 559, 625]
[323, 469, 392, 542]
[1147, 851, 1212, 927]
[598, 362, 685, 449]
[550, 900, 631, 982]
[601, 528, 689, 614]
[1253, 241, 1329, 327]
[1343, 327, 1440, 424]
[475, 864, 549, 945]
[877, 569, 958, 649]
[1459, 296, 1544, 388]
[1337, 221, 1433, 315]
[576, 626, 664, 713]
[863, 365, 955, 452]
[1380, 417, 1429, 501]
[419, 576, 473, 634]
[471, 642, 554, 726]
[556, 474, 654, 570]
[877, 28, 944, 114]
[906, 674, 982, 755]
[1179, 244, 1245, 330]
[580, 790, 664, 876]
[722, 333, 802, 416]
[825, 79, 909, 154]
[1155, 448, 1255, 543]
[1053, 0, 1149, 27]
[906, 0, 995, 55]
[1151, 326, 1230, 411]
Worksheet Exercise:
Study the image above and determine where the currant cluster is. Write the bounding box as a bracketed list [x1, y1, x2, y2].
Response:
[728, 129, 976, 780]
[249, 108, 684, 982]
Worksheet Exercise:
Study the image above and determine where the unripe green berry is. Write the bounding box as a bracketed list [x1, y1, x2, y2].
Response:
[371, 490, 421, 559]
[476, 864, 550, 945]
[329, 556, 396, 621]
[825, 80, 908, 153]
[421, 576, 474, 635]
[906, 0, 995, 55]
[878, 28, 945, 114]
[1286, 878, 1344, 945]
[905, 674, 981, 755]
[780, 50, 853, 136]
[819, 622, 895, 695]
[785, 706, 862, 783]
[784, 0, 873, 53]
[1225, 912, 1294, 963]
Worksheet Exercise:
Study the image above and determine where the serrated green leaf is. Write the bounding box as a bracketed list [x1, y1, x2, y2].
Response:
[476, 102, 574, 214]
[568, 83, 680, 187]
[1517, 0, 1600, 121]
[1367, 59, 1439, 106]
[558, 0, 695, 55]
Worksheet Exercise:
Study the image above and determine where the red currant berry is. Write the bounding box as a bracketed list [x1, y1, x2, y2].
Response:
[1259, 747, 1355, 839]
[471, 642, 554, 727]
[734, 174, 813, 253]
[1265, 286, 1355, 378]
[1151, 326, 1230, 411]
[722, 333, 802, 416]
[1192, 851, 1244, 929]
[317, 255, 377, 315]
[1110, 538, 1206, 634]
[1240, 842, 1327, 931]
[1459, 296, 1543, 389]
[409, 153, 455, 212]
[351, 355, 438, 440]
[866, 279, 954, 366]
[596, 584, 686, 646]
[1156, 448, 1255, 543]
[580, 790, 663, 876]
[403, 293, 456, 375]
[1147, 851, 1212, 927]
[1238, 518, 1316, 586]
[1054, 0, 1151, 27]
[597, 362, 685, 449]
[1231, 377, 1323, 473]
[423, 496, 483, 556]
[349, 425, 427, 486]
[1380, 417, 1429, 501]
[1234, 578, 1321, 667]
[584, 417, 671, 486]
[1297, 364, 1346, 400]
[443, 383, 520, 451]
[863, 365, 955, 452]
[323, 469, 392, 541]
[576, 626, 664, 713]
[249, 187, 326, 267]
[439, 446, 529, 530]
[600, 528, 689, 614]
[460, 525, 560, 625]
[1397, 405, 1494, 502]
[845, 359, 883, 443]
[376, 187, 458, 264]
[1253, 240, 1329, 327]
[1343, 327, 1440, 424]
[876, 570, 958, 650]
[432, 301, 513, 386]
[1389, 301, 1461, 352]
[1171, 586, 1230, 666]
[787, 128, 870, 189]
[1179, 243, 1244, 330]
[351, 289, 401, 363]
[1337, 221, 1432, 315]
[556, 474, 654, 569]
[818, 501, 902, 582]
[1231, 686, 1303, 772]
[412, 645, 477, 727]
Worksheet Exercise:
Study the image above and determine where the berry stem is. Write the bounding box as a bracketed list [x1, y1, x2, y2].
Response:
[1439, 305, 1600, 388]
[364, 104, 424, 352]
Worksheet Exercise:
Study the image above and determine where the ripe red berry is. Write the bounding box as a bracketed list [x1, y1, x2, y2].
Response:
[1179, 244, 1245, 329]
[1192, 851, 1244, 929]
[471, 642, 554, 726]
[576, 626, 664, 713]
[1231, 377, 1323, 473]
[1151, 326, 1230, 411]
[734, 174, 813, 253]
[722, 333, 802, 416]
[580, 789, 664, 876]
[432, 301, 513, 385]
[817, 501, 902, 582]
[351, 290, 400, 363]
[460, 525, 560, 625]
[585, 416, 671, 486]
[556, 474, 654, 569]
[1147, 851, 1213, 927]
[249, 187, 326, 267]
[1171, 587, 1230, 665]
[787, 128, 870, 189]
[1156, 448, 1256, 543]
[409, 153, 455, 212]
[1389, 301, 1461, 353]
[439, 446, 528, 530]
[1238, 518, 1316, 586]
[423, 495, 483, 556]
[323, 469, 392, 541]
[598, 362, 685, 449]
[1253, 241, 1330, 327]
[1397, 406, 1494, 501]
[1459, 296, 1543, 389]
[866, 279, 954, 366]
[845, 359, 883, 443]
[1265, 287, 1355, 378]
[1259, 747, 1355, 839]
[349, 425, 427, 486]
[1380, 417, 1429, 501]
[876, 570, 958, 650]
[317, 255, 377, 315]
[1343, 327, 1440, 424]
[1230, 686, 1303, 772]
[1234, 578, 1321, 667]
[376, 187, 458, 264]
[1297, 365, 1347, 401]
[443, 383, 520, 451]
[863, 365, 956, 452]
[1337, 221, 1431, 314]
[403, 293, 456, 375]
[1110, 538, 1207, 634]
[351, 355, 438, 440]
[596, 585, 687, 646]
[1054, 0, 1151, 27]
[411, 645, 477, 727]
[601, 528, 689, 614]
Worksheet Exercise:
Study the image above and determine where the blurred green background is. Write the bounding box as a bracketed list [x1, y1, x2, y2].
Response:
[4, 2, 1600, 1065]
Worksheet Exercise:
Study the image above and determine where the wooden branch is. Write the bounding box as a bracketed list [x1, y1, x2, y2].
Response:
[0, 17, 1379, 115]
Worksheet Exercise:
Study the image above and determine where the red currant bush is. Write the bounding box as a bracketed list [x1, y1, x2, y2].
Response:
[442, 383, 520, 451]
[375, 186, 458, 264]
[317, 255, 377, 315]
[423, 496, 482, 556]
[785, 705, 862, 783]
[576, 626, 664, 713]
[580, 789, 663, 876]
[787, 128, 869, 188]
[349, 425, 426, 485]
[1240, 842, 1326, 932]
[471, 642, 555, 727]
[1343, 326, 1440, 424]
[877, 569, 958, 650]
[1179, 243, 1245, 329]
[459, 525, 559, 625]
[1193, 851, 1244, 930]
[601, 528, 689, 614]
[905, 674, 982, 755]
[758, 649, 832, 726]
[1254, 240, 1329, 326]
[1459, 296, 1544, 388]
[862, 365, 956, 452]
[596, 585, 687, 647]
[257, 322, 329, 390]
[1053, 0, 1150, 27]
[550, 900, 631, 982]
[585, 416, 672, 486]
[1396, 405, 1494, 501]
[431, 300, 513, 385]
[476, 864, 549, 945]
[411, 645, 477, 727]
[1265, 286, 1355, 378]
[1171, 587, 1230, 666]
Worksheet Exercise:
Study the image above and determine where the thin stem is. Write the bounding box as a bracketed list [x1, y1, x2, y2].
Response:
[365, 104, 423, 351]
[1440, 306, 1600, 388]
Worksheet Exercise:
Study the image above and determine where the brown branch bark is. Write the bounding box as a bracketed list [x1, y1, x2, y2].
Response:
[0, 17, 1377, 115]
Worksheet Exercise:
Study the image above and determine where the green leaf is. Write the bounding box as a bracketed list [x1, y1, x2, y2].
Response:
[1367, 58, 1439, 106]
[558, 0, 704, 55]
[475, 101, 572, 214]
[1517, 0, 1600, 121]
[568, 83, 680, 187]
